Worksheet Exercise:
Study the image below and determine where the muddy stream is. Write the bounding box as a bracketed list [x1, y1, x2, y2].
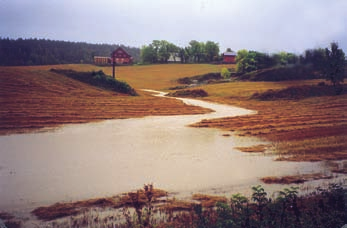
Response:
[0, 90, 337, 216]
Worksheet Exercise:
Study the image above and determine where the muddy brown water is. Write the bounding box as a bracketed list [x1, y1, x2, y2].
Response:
[0, 90, 338, 216]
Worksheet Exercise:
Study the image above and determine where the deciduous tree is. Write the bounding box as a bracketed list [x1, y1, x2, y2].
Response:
[236, 49, 249, 73]
[236, 50, 257, 73]
[140, 45, 156, 64]
[158, 40, 170, 63]
[205, 41, 220, 62]
[188, 40, 207, 63]
[323, 42, 345, 89]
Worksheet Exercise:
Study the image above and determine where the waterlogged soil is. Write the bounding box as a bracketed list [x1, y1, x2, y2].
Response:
[0, 66, 211, 135]
[0, 90, 339, 226]
[1, 65, 347, 226]
[192, 92, 347, 162]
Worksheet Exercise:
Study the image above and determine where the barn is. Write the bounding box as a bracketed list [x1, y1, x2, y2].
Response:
[222, 51, 237, 64]
[93, 56, 111, 65]
[111, 47, 133, 64]
[93, 47, 133, 65]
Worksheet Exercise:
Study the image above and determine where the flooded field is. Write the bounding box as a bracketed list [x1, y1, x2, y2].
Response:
[0, 91, 336, 215]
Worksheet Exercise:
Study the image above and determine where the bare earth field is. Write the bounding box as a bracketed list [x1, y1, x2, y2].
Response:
[1, 63, 346, 162]
[1, 64, 231, 135]
[190, 81, 347, 162]
[1, 64, 347, 226]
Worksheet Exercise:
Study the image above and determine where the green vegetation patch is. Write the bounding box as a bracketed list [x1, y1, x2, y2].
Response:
[236, 42, 345, 86]
[177, 72, 223, 85]
[239, 65, 319, 81]
[51, 69, 138, 96]
[168, 89, 208, 98]
[252, 84, 346, 100]
[39, 184, 347, 227]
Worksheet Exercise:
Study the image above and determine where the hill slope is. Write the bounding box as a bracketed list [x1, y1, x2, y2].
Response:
[0, 65, 211, 134]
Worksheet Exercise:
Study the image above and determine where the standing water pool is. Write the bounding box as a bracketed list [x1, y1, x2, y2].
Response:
[0, 91, 332, 214]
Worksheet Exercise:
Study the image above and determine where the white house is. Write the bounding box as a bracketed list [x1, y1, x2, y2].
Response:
[168, 53, 181, 63]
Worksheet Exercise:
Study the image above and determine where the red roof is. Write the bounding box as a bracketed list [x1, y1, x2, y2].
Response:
[111, 47, 132, 59]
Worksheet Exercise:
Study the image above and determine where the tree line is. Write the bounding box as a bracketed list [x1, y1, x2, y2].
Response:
[1, 37, 344, 86]
[0, 38, 140, 66]
[236, 50, 298, 73]
[236, 43, 345, 73]
[235, 42, 345, 88]
[140, 40, 220, 64]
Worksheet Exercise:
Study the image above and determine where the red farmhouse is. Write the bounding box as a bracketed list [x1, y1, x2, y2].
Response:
[222, 51, 237, 64]
[93, 47, 133, 65]
[111, 47, 133, 64]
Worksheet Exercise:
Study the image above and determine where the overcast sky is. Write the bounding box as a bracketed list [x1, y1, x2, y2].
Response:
[1, 0, 346, 54]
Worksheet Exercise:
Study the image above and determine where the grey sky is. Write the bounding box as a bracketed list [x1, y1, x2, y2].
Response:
[1, 0, 346, 54]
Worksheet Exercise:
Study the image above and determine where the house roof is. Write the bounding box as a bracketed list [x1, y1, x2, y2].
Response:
[223, 51, 236, 56]
[111, 47, 132, 58]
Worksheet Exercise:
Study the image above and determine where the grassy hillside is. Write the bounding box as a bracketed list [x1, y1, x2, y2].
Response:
[108, 63, 234, 90]
[11, 63, 234, 90]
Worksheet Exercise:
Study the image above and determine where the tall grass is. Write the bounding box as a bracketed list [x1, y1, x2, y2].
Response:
[44, 184, 347, 228]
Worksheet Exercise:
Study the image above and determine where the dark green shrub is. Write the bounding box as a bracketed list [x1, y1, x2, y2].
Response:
[215, 202, 234, 228]
[239, 65, 319, 82]
[51, 69, 138, 96]
[167, 89, 208, 98]
[252, 84, 347, 100]
[177, 72, 222, 85]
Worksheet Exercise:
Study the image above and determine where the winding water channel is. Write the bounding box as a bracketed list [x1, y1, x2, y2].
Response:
[0, 91, 335, 213]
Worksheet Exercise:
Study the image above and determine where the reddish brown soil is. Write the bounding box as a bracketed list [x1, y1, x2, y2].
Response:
[32, 188, 168, 221]
[31, 188, 228, 221]
[168, 89, 209, 98]
[192, 194, 227, 208]
[260, 173, 333, 184]
[1, 65, 346, 162]
[0, 66, 210, 135]
[191, 94, 347, 161]
[235, 144, 270, 153]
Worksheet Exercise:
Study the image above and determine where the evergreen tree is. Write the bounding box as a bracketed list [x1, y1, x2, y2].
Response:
[323, 42, 345, 88]
[0, 38, 140, 66]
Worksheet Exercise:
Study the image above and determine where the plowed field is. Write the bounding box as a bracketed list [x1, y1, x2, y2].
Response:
[189, 81, 347, 161]
[1, 64, 346, 162]
[1, 64, 233, 134]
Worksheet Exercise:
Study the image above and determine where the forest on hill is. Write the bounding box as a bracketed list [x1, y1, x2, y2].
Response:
[0, 38, 140, 66]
